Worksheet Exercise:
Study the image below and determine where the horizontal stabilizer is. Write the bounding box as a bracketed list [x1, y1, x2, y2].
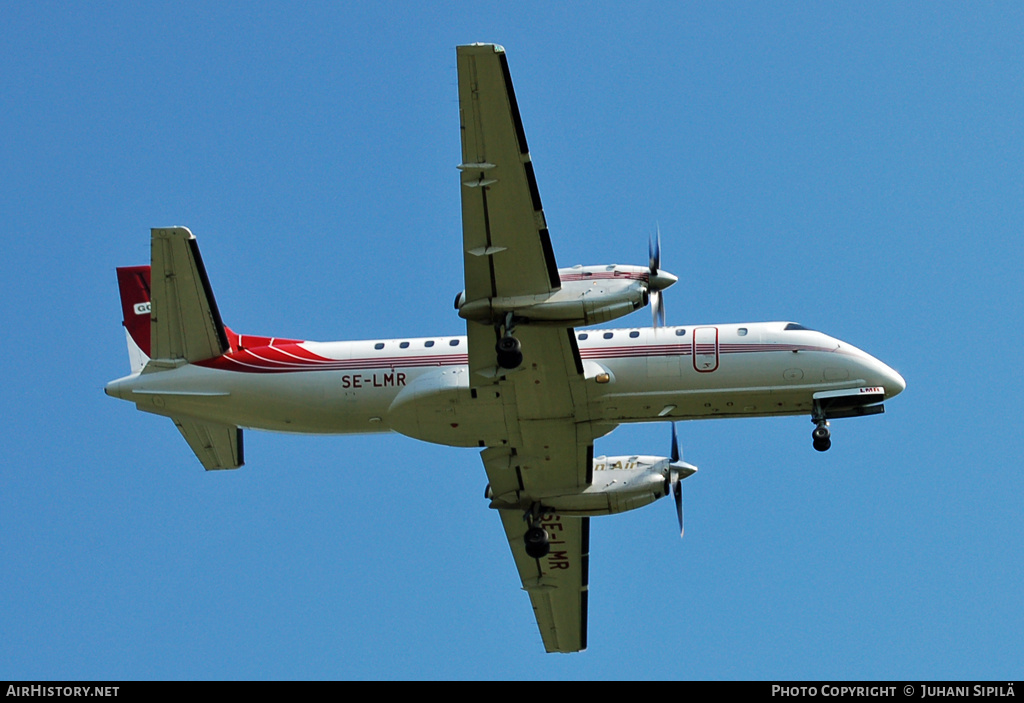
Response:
[150, 227, 230, 363]
[172, 417, 244, 471]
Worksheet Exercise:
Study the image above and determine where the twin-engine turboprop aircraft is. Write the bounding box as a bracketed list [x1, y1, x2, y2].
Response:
[106, 44, 905, 653]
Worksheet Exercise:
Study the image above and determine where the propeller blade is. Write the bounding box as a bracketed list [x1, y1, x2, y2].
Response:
[648, 227, 662, 273]
[670, 422, 680, 463]
[674, 478, 684, 537]
[651, 290, 666, 327]
[648, 225, 671, 327]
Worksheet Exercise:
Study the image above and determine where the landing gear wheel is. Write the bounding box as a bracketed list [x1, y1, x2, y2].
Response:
[496, 336, 523, 369]
[524, 526, 550, 559]
[812, 423, 831, 452]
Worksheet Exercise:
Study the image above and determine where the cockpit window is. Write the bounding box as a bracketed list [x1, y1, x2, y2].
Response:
[784, 323, 817, 332]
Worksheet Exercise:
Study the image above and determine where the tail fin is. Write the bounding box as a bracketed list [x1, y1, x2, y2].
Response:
[116, 265, 152, 373]
[109, 231, 243, 471]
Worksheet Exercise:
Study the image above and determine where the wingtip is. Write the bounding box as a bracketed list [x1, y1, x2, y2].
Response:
[459, 43, 505, 54]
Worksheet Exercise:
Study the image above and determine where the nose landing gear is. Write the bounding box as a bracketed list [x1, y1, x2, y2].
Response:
[807, 387, 889, 452]
[811, 397, 832, 451]
[812, 421, 831, 452]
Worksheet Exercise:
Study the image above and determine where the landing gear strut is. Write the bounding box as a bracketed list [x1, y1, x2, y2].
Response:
[811, 400, 831, 452]
[495, 313, 523, 369]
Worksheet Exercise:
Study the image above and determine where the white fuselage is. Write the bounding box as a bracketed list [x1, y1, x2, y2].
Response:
[106, 321, 905, 448]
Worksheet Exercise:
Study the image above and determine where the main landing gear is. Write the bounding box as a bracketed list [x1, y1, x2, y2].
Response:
[495, 313, 523, 369]
[496, 336, 522, 369]
[523, 504, 550, 559]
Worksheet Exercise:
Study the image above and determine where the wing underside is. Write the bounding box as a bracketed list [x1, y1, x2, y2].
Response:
[457, 42, 560, 306]
[497, 510, 590, 653]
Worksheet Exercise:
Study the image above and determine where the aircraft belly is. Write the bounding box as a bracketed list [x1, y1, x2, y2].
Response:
[387, 367, 509, 447]
[121, 365, 416, 435]
[595, 351, 834, 422]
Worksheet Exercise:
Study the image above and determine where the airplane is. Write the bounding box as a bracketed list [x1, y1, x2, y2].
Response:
[105, 43, 906, 653]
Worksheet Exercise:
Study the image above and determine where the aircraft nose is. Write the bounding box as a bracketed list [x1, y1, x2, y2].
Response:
[859, 353, 905, 399]
[883, 364, 906, 399]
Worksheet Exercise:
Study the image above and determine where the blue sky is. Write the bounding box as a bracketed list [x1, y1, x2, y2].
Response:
[2, 2, 1022, 680]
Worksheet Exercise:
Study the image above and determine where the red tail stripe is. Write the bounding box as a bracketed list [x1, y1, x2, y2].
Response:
[116, 266, 152, 357]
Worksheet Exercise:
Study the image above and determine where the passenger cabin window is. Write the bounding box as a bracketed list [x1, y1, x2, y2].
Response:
[629, 331, 640, 338]
[737, 328, 748, 336]
[675, 328, 686, 336]
[374, 342, 385, 350]
[400, 342, 410, 349]
[603, 332, 614, 339]
[449, 339, 459, 346]
[424, 340, 434, 348]
[578, 333, 588, 340]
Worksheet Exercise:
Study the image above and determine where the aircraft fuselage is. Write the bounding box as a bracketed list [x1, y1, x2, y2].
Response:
[106, 320, 905, 447]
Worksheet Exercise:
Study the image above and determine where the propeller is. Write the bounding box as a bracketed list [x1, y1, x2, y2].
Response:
[648, 225, 677, 327]
[664, 423, 698, 537]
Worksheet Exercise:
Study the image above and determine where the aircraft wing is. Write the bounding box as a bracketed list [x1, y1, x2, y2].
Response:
[459, 44, 596, 653]
[457, 42, 560, 308]
[495, 507, 590, 653]
[474, 329, 593, 651]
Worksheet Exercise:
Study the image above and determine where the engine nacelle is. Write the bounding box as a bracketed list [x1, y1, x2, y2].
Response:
[489, 453, 695, 517]
[455, 264, 666, 328]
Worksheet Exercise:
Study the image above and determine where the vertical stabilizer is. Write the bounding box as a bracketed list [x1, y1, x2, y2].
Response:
[116, 265, 152, 373]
